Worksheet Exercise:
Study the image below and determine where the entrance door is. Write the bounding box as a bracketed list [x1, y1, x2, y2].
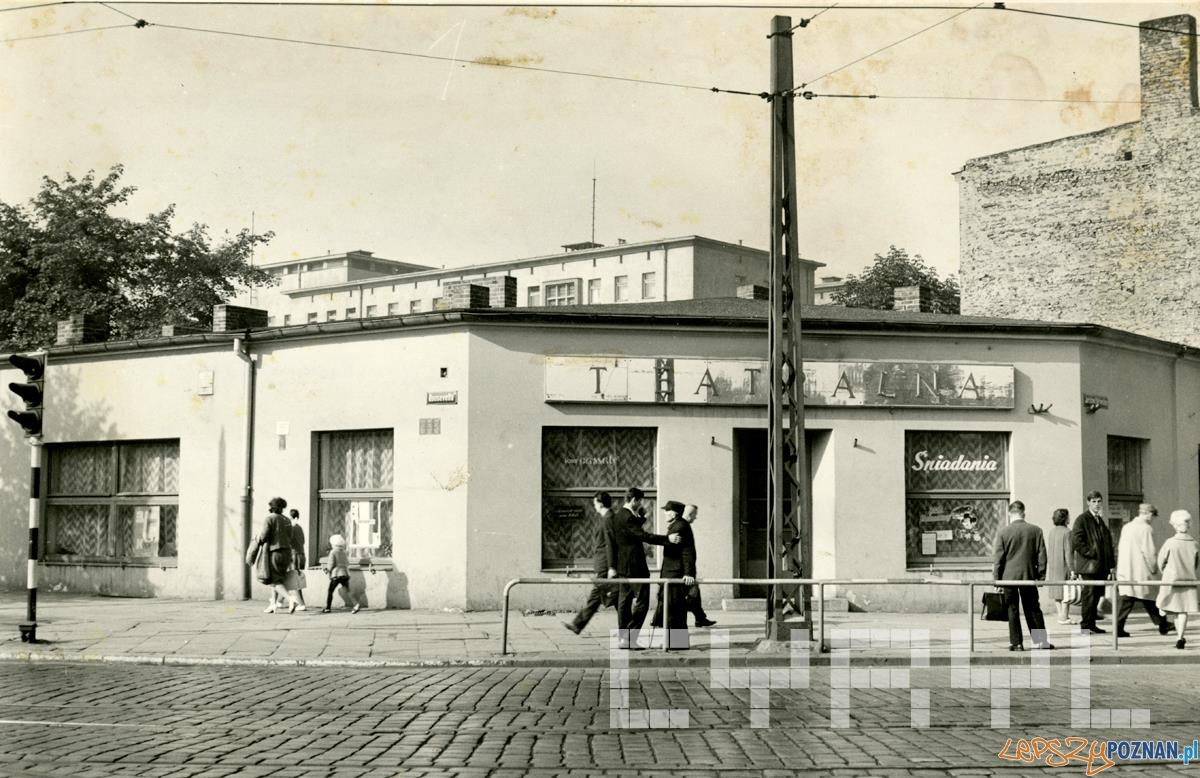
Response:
[735, 429, 811, 598]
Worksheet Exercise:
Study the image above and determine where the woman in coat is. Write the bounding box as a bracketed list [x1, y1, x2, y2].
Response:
[1156, 509, 1200, 649]
[1045, 508, 1074, 625]
[256, 497, 306, 613]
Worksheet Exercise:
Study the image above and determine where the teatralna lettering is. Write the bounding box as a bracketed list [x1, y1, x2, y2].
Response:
[911, 451, 998, 472]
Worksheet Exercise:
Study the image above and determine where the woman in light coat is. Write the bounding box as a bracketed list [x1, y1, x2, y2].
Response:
[1156, 510, 1200, 649]
[1046, 508, 1074, 624]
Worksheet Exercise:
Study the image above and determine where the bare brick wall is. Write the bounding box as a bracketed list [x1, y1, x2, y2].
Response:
[958, 15, 1200, 346]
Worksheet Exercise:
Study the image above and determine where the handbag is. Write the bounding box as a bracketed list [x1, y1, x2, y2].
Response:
[254, 545, 271, 584]
[296, 570, 308, 589]
[1062, 575, 1082, 606]
[981, 590, 1008, 621]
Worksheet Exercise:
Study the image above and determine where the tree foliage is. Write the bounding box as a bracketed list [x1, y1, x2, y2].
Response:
[831, 246, 960, 314]
[0, 165, 275, 350]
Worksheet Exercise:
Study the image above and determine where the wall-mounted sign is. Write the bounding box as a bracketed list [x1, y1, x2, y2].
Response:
[426, 391, 458, 405]
[1083, 393, 1109, 412]
[544, 357, 1015, 409]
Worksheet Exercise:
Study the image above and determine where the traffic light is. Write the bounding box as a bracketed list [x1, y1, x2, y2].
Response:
[7, 352, 45, 437]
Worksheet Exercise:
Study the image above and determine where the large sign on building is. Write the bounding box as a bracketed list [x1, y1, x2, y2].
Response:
[545, 357, 1015, 409]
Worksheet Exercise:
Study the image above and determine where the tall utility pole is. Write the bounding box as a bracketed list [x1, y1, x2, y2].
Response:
[766, 15, 812, 641]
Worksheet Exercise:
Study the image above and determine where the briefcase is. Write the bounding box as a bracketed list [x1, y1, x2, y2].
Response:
[980, 590, 1007, 622]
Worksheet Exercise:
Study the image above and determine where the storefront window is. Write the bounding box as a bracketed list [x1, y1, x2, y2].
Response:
[1107, 435, 1145, 534]
[44, 440, 180, 563]
[541, 427, 656, 569]
[316, 429, 394, 563]
[904, 431, 1009, 568]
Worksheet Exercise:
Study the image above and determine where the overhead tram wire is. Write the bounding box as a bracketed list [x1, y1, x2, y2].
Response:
[0, 1, 75, 12]
[1000, 5, 1200, 39]
[97, 1, 141, 22]
[1, 22, 133, 42]
[794, 2, 984, 92]
[799, 91, 1152, 105]
[145, 22, 762, 98]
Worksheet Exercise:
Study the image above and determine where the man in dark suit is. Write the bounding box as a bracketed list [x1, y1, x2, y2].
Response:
[1072, 490, 1116, 634]
[682, 505, 717, 628]
[649, 501, 696, 649]
[993, 500, 1052, 651]
[609, 487, 674, 649]
[564, 491, 618, 636]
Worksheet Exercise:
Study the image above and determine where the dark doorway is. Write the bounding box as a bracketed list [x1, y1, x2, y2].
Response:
[734, 429, 813, 598]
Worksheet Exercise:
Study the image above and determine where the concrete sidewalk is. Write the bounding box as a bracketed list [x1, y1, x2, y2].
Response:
[0, 593, 1194, 667]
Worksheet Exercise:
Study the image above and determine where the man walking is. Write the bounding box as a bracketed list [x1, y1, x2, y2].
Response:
[1116, 503, 1174, 638]
[993, 500, 1052, 651]
[649, 501, 695, 649]
[1072, 490, 1117, 634]
[564, 491, 618, 636]
[609, 487, 675, 649]
[682, 504, 716, 627]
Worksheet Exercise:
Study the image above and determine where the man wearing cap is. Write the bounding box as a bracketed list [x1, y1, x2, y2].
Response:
[1116, 503, 1173, 638]
[1072, 490, 1117, 634]
[649, 500, 696, 649]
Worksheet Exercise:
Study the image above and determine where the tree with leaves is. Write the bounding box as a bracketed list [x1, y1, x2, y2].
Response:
[0, 165, 275, 350]
[831, 246, 960, 314]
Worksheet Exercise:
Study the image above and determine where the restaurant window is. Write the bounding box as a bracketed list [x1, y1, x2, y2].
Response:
[315, 429, 394, 564]
[307, 312, 318, 323]
[345, 307, 357, 319]
[527, 286, 541, 306]
[614, 275, 629, 302]
[44, 440, 180, 564]
[365, 305, 377, 317]
[1107, 436, 1145, 534]
[904, 431, 1009, 568]
[409, 300, 421, 313]
[587, 278, 601, 304]
[544, 280, 579, 307]
[541, 427, 657, 569]
[325, 310, 337, 322]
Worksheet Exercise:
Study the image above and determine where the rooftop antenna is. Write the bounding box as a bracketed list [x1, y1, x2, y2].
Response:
[591, 160, 597, 244]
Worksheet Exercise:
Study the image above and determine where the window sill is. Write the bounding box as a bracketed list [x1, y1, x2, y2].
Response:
[41, 559, 179, 569]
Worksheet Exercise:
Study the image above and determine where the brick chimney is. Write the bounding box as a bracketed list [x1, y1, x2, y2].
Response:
[56, 314, 108, 345]
[459, 276, 516, 308]
[1140, 15, 1198, 123]
[212, 304, 269, 332]
[441, 281, 491, 309]
[893, 285, 933, 313]
[736, 284, 769, 300]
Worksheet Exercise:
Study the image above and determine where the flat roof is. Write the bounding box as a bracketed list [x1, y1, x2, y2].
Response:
[43, 297, 1200, 361]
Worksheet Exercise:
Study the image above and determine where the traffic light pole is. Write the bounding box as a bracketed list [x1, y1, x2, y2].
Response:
[766, 15, 812, 642]
[21, 438, 42, 643]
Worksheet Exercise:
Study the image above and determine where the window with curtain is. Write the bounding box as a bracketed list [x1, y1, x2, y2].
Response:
[45, 440, 180, 563]
[315, 429, 394, 563]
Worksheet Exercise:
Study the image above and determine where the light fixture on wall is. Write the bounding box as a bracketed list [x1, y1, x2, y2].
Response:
[1027, 403, 1053, 415]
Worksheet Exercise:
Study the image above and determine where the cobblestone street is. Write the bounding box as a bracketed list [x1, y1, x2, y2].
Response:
[1, 662, 1199, 776]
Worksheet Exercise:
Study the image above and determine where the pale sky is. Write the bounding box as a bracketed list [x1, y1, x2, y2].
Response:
[2, 1, 1196, 280]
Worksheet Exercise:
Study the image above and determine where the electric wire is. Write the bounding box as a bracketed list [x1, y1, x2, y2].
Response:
[97, 1, 140, 22]
[1002, 6, 1200, 39]
[781, 3, 839, 34]
[0, 1, 73, 12]
[802, 91, 1152, 104]
[1, 21, 131, 43]
[796, 2, 983, 91]
[151, 21, 760, 96]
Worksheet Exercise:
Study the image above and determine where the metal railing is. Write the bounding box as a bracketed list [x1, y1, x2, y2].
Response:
[500, 576, 1200, 655]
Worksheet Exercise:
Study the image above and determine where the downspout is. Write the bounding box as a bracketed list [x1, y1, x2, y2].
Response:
[661, 243, 669, 302]
[234, 333, 257, 600]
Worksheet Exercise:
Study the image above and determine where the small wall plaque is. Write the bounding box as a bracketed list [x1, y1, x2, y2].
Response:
[426, 391, 458, 405]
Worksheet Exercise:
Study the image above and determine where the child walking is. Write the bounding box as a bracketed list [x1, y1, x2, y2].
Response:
[322, 534, 362, 613]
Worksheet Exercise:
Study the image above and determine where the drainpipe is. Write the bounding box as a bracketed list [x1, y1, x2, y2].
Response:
[234, 333, 257, 600]
[660, 243, 669, 301]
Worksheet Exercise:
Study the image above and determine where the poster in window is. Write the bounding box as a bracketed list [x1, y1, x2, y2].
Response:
[132, 506, 161, 556]
[348, 501, 380, 554]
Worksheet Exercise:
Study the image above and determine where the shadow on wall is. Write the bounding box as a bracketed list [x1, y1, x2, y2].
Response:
[0, 364, 152, 596]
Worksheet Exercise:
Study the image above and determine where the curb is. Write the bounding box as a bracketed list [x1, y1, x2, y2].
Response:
[2, 650, 1198, 669]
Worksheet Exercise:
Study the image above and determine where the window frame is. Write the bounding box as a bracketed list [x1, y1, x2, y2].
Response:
[587, 278, 601, 304]
[641, 271, 657, 300]
[527, 286, 541, 306]
[543, 279, 580, 307]
[42, 440, 181, 567]
[312, 428, 396, 567]
[614, 275, 629, 302]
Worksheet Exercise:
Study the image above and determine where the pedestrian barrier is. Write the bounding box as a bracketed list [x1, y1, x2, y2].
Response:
[500, 576, 1200, 656]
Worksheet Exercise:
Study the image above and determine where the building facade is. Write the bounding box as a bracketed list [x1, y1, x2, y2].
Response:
[4, 299, 1199, 612]
[958, 15, 1200, 347]
[232, 236, 822, 325]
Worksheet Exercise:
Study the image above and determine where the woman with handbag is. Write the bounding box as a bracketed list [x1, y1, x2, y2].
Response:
[1046, 508, 1076, 625]
[253, 497, 306, 614]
